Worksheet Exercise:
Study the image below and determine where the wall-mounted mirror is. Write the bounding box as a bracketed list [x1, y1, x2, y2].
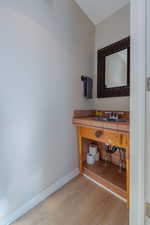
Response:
[97, 37, 130, 98]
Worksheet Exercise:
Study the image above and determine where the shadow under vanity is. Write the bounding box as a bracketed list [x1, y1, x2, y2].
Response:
[73, 110, 130, 206]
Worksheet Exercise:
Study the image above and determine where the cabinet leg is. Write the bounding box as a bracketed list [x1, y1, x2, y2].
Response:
[77, 128, 83, 174]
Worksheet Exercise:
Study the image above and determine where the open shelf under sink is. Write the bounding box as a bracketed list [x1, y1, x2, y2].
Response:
[83, 160, 126, 199]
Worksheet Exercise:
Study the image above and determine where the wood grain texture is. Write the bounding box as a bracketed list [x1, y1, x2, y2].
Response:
[73, 110, 96, 118]
[73, 111, 130, 204]
[12, 176, 129, 225]
[73, 118, 129, 133]
[84, 161, 126, 199]
[80, 126, 128, 148]
[75, 125, 129, 203]
[77, 127, 83, 173]
[73, 110, 129, 120]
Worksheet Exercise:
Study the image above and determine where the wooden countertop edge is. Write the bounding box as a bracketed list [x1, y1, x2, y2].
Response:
[73, 118, 130, 133]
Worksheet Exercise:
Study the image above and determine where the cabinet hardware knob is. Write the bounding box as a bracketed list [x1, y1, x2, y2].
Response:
[95, 131, 102, 138]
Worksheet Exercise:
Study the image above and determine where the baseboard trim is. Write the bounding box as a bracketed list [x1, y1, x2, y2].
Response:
[0, 168, 79, 225]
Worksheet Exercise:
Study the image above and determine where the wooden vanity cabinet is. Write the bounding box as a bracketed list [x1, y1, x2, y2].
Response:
[80, 126, 128, 148]
[77, 125, 130, 205]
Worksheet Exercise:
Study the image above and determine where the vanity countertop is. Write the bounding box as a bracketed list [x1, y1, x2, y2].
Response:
[73, 110, 129, 133]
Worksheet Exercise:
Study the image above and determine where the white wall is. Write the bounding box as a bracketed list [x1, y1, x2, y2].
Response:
[0, 0, 94, 221]
[147, 0, 150, 76]
[91, 3, 130, 111]
[146, 0, 150, 224]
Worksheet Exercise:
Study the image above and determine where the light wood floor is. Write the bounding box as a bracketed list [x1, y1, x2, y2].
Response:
[12, 176, 129, 225]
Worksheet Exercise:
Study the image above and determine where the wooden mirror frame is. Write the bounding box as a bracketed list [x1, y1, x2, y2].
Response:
[97, 37, 130, 98]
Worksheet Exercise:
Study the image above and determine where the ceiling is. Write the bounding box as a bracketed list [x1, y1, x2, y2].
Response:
[74, 0, 130, 25]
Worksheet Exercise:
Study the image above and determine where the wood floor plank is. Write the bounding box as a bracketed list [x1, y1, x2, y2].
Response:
[12, 176, 129, 225]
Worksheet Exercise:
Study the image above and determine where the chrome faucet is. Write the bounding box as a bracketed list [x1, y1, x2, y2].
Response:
[105, 112, 124, 121]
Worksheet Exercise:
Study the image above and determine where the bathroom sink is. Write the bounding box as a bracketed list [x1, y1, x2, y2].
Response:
[91, 117, 126, 122]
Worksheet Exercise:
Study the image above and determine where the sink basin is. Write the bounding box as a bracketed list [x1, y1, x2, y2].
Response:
[91, 117, 126, 122]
